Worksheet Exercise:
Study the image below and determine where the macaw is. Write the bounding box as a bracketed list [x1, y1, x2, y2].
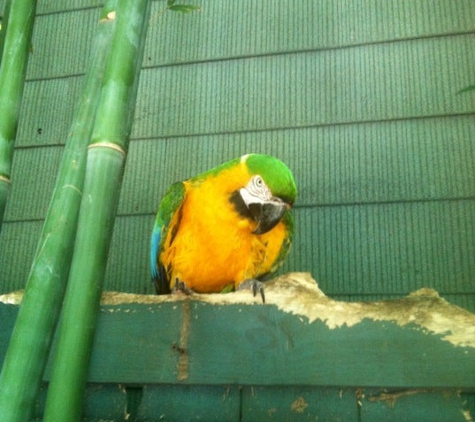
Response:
[150, 153, 297, 302]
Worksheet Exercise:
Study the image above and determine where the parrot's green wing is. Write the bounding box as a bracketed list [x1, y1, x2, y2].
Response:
[262, 209, 294, 278]
[151, 181, 186, 294]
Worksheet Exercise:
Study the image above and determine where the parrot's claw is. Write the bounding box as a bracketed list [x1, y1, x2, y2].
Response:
[173, 278, 194, 296]
[239, 279, 266, 303]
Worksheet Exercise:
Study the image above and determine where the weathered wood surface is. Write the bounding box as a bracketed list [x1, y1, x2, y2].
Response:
[1, 273, 474, 388]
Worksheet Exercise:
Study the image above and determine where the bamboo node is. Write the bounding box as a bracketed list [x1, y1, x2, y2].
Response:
[0, 175, 11, 184]
[99, 11, 116, 23]
[88, 142, 126, 156]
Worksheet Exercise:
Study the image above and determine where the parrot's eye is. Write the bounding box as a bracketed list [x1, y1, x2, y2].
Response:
[247, 175, 272, 200]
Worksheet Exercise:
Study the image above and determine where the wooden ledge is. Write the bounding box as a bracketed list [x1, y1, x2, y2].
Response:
[1, 273, 474, 388]
[96, 272, 475, 349]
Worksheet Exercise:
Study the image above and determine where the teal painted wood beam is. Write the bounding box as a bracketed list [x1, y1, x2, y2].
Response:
[1, 273, 474, 388]
[29, 384, 473, 422]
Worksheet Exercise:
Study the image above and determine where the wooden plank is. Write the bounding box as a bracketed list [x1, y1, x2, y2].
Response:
[132, 36, 475, 139]
[242, 388, 475, 422]
[29, 385, 474, 422]
[241, 387, 357, 422]
[137, 385, 240, 422]
[144, 0, 475, 68]
[8, 115, 475, 220]
[291, 200, 475, 295]
[24, 1, 475, 79]
[1, 274, 474, 388]
[16, 35, 475, 147]
[33, 383, 127, 421]
[361, 389, 471, 422]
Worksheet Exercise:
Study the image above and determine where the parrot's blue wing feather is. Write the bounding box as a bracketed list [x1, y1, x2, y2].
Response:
[151, 181, 186, 294]
[150, 226, 161, 281]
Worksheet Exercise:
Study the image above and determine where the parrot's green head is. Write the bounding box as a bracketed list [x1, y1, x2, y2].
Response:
[235, 154, 297, 234]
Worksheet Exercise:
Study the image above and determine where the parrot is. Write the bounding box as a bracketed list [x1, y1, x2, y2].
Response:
[150, 153, 297, 302]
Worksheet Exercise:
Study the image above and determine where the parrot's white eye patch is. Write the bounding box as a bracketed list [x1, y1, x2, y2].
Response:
[242, 175, 272, 204]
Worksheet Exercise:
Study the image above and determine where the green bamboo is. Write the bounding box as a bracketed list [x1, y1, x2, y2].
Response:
[0, 0, 13, 64]
[0, 0, 36, 231]
[0, 4, 117, 422]
[42, 0, 151, 420]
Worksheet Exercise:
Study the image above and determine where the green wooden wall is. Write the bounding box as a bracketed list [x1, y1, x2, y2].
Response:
[1, 0, 475, 310]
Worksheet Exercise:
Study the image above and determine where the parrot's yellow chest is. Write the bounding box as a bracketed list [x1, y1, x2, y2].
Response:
[159, 167, 287, 293]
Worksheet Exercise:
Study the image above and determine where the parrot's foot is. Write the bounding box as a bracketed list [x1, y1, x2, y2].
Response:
[173, 278, 194, 296]
[238, 279, 266, 303]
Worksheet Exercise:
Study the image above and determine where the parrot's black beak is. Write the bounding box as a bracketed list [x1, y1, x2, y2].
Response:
[249, 199, 289, 235]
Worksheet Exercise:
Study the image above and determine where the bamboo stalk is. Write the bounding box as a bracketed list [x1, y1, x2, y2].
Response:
[42, 1, 151, 421]
[0, 4, 117, 422]
[0, 0, 36, 230]
[0, 0, 13, 65]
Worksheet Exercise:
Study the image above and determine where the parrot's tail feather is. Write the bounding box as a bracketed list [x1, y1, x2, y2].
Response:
[153, 277, 171, 295]
[153, 265, 171, 295]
